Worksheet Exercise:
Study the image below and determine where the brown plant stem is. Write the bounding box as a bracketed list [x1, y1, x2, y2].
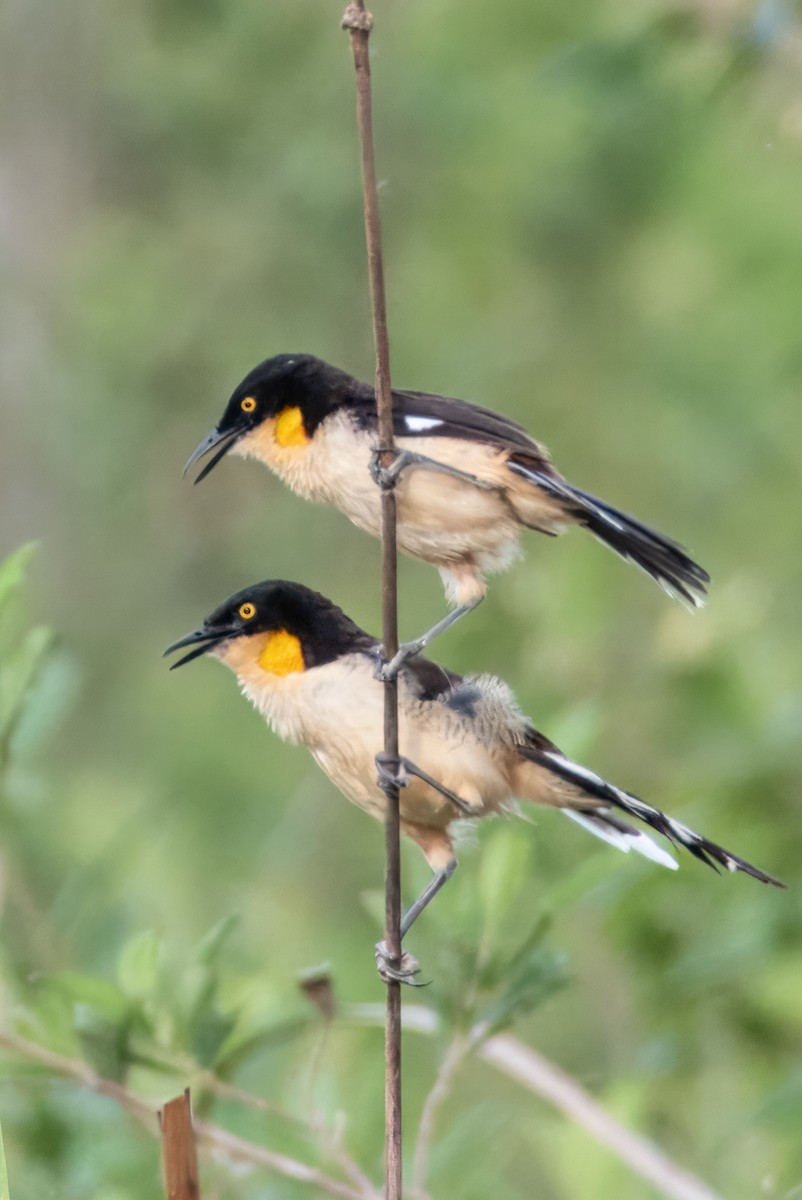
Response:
[0, 1032, 377, 1200]
[340, 3, 403, 1199]
[117, 1045, 377, 1197]
[161, 1089, 200, 1200]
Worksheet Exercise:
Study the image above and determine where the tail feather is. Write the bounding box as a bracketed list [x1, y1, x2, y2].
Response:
[562, 809, 679, 870]
[507, 461, 710, 608]
[524, 744, 783, 888]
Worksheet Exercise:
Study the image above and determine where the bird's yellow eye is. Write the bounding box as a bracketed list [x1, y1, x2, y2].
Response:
[239, 602, 256, 620]
[240, 396, 257, 413]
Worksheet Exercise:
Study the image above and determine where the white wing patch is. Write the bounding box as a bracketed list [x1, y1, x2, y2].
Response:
[404, 416, 444, 432]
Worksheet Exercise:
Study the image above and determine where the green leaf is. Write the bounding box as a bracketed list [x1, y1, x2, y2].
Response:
[0, 543, 38, 614]
[194, 913, 240, 967]
[117, 930, 163, 1000]
[479, 825, 531, 939]
[188, 1009, 236, 1068]
[0, 1118, 10, 1200]
[8, 650, 80, 759]
[479, 911, 553, 989]
[53, 972, 130, 1023]
[214, 1012, 313, 1078]
[479, 948, 569, 1037]
[74, 1003, 133, 1084]
[0, 627, 54, 743]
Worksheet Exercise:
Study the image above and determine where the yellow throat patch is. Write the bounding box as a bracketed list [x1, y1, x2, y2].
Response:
[258, 630, 305, 677]
[275, 406, 309, 447]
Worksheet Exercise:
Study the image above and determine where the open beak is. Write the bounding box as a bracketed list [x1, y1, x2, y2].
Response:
[183, 426, 242, 483]
[164, 627, 228, 669]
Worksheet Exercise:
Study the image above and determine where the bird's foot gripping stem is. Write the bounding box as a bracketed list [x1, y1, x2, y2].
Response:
[375, 752, 409, 794]
[369, 447, 496, 492]
[374, 753, 424, 987]
[373, 756, 465, 987]
[374, 941, 424, 986]
[377, 599, 482, 681]
[375, 754, 474, 818]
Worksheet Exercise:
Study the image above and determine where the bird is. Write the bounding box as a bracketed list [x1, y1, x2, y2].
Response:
[165, 580, 780, 982]
[184, 355, 710, 673]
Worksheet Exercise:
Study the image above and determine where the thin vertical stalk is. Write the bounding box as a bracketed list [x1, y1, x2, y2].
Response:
[340, 4, 402, 1198]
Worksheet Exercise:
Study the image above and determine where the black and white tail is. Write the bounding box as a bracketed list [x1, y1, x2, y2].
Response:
[523, 743, 783, 887]
[508, 462, 710, 608]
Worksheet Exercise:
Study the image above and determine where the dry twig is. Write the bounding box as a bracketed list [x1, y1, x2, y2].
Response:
[160, 1089, 200, 1200]
[132, 1047, 376, 1197]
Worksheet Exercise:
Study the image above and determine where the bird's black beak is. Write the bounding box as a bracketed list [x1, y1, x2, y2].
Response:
[183, 426, 243, 484]
[164, 627, 228, 669]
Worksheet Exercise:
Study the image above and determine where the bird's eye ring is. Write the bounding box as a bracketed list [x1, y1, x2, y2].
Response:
[239, 603, 256, 620]
[241, 396, 257, 413]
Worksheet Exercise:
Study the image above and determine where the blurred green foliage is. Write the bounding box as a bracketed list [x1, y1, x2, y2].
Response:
[1, 0, 801, 1196]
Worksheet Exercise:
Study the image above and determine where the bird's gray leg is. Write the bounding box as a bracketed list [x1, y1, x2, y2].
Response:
[378, 596, 483, 682]
[396, 757, 475, 816]
[374, 754, 466, 984]
[374, 861, 458, 985]
[400, 859, 458, 937]
[370, 448, 496, 492]
[376, 754, 475, 818]
[369, 446, 489, 678]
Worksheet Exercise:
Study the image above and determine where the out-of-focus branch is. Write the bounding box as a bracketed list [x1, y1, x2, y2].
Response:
[1, 1009, 722, 1200]
[475, 1028, 722, 1200]
[192, 1118, 376, 1200]
[107, 1044, 377, 1198]
[348, 1006, 723, 1200]
[0, 1031, 379, 1200]
[411, 1032, 470, 1197]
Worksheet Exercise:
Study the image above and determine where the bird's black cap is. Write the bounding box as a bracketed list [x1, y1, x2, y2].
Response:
[184, 355, 366, 482]
[165, 580, 375, 669]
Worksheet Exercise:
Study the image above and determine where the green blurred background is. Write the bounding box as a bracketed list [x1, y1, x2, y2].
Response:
[1, 0, 801, 1196]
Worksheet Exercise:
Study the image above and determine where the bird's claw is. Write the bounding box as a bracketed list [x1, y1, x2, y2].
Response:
[375, 753, 409, 792]
[369, 449, 402, 491]
[375, 941, 426, 986]
[376, 641, 423, 682]
[370, 446, 496, 492]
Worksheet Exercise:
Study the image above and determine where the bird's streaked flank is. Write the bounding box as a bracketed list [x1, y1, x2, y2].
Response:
[185, 355, 709, 668]
[166, 580, 780, 982]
